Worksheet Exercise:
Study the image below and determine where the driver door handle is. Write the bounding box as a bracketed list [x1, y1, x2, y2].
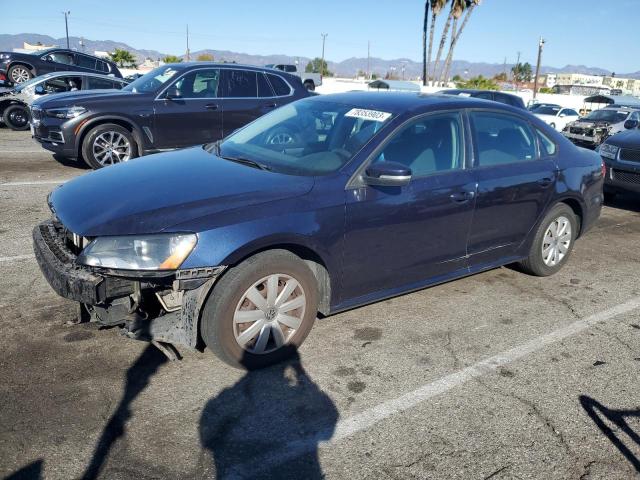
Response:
[205, 103, 219, 110]
[265, 103, 277, 108]
[450, 191, 475, 203]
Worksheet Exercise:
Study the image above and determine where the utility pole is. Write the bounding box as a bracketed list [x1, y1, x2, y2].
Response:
[367, 40, 370, 80]
[515, 51, 521, 92]
[186, 24, 190, 61]
[62, 11, 70, 49]
[533, 37, 545, 99]
[320, 33, 328, 81]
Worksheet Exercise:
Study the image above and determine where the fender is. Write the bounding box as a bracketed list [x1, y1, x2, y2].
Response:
[74, 115, 147, 156]
[8, 60, 36, 73]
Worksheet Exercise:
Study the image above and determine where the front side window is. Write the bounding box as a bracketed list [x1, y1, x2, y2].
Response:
[471, 111, 537, 166]
[43, 76, 82, 93]
[222, 70, 258, 98]
[371, 113, 463, 177]
[76, 54, 97, 69]
[213, 99, 393, 176]
[173, 69, 220, 98]
[48, 52, 74, 65]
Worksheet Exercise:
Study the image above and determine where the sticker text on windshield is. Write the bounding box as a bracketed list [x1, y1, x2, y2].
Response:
[345, 108, 392, 122]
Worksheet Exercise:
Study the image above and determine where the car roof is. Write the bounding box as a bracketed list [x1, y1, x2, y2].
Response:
[304, 91, 524, 115]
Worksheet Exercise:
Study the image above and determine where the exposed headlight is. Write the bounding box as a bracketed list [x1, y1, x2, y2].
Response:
[77, 233, 197, 271]
[599, 143, 619, 160]
[44, 106, 87, 119]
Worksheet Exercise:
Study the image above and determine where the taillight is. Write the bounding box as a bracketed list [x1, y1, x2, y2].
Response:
[0, 72, 6, 81]
[601, 162, 607, 178]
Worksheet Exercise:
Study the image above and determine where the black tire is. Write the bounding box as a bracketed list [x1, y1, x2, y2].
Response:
[3, 104, 30, 131]
[81, 123, 138, 169]
[7, 64, 33, 84]
[517, 203, 578, 277]
[303, 80, 315, 91]
[200, 250, 318, 370]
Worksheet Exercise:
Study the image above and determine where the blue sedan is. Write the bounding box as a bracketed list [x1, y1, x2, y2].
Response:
[33, 92, 604, 369]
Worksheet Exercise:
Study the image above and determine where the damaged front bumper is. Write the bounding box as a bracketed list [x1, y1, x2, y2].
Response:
[33, 220, 225, 349]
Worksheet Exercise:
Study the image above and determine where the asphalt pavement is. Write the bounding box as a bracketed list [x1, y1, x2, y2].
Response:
[2, 128, 640, 479]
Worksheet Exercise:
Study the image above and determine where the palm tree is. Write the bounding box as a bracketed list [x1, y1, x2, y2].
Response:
[422, 2, 429, 86]
[440, 0, 480, 85]
[432, 0, 461, 85]
[426, 0, 448, 84]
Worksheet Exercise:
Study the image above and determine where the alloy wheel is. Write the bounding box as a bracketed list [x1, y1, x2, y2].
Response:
[92, 131, 131, 166]
[10, 66, 30, 83]
[233, 273, 306, 354]
[542, 215, 572, 267]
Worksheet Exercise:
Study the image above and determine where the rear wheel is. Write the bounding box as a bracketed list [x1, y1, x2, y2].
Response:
[3, 104, 30, 131]
[303, 80, 315, 91]
[81, 123, 138, 169]
[200, 250, 318, 369]
[517, 203, 577, 277]
[8, 65, 33, 84]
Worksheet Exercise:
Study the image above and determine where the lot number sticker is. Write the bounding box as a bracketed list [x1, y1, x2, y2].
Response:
[345, 108, 392, 122]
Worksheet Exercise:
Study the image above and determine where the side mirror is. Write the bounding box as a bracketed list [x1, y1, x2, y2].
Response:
[43, 55, 53, 62]
[559, 113, 566, 118]
[624, 119, 639, 130]
[165, 87, 182, 100]
[363, 161, 412, 187]
[34, 85, 45, 95]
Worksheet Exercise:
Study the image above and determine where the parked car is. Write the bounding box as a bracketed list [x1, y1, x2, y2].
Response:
[30, 63, 311, 169]
[0, 48, 122, 85]
[265, 64, 321, 91]
[562, 107, 640, 148]
[598, 120, 640, 198]
[33, 92, 603, 369]
[440, 89, 526, 109]
[533, 105, 580, 131]
[0, 71, 128, 131]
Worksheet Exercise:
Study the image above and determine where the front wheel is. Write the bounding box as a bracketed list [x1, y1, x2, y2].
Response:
[3, 104, 30, 131]
[200, 250, 318, 369]
[517, 203, 578, 276]
[81, 123, 138, 169]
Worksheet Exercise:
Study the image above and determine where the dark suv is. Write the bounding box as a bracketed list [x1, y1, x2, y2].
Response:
[30, 63, 311, 169]
[0, 48, 122, 85]
[440, 89, 526, 109]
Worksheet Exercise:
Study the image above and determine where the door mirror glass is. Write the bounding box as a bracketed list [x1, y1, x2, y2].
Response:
[43, 55, 53, 62]
[624, 119, 639, 130]
[34, 85, 45, 95]
[363, 161, 412, 187]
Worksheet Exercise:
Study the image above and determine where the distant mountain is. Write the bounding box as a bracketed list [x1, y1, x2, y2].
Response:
[2, 33, 638, 80]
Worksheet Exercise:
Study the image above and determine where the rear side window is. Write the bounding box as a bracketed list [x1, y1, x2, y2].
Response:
[76, 54, 97, 69]
[470, 111, 537, 166]
[87, 77, 118, 89]
[537, 129, 557, 156]
[257, 73, 274, 97]
[372, 113, 463, 177]
[96, 60, 110, 73]
[222, 70, 258, 98]
[267, 74, 291, 96]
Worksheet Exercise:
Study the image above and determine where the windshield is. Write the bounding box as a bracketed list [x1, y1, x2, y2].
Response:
[211, 99, 394, 176]
[535, 106, 561, 116]
[123, 65, 182, 93]
[585, 109, 629, 123]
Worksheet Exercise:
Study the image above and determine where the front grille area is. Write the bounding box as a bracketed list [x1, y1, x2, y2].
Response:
[620, 148, 640, 163]
[612, 169, 640, 185]
[569, 127, 595, 136]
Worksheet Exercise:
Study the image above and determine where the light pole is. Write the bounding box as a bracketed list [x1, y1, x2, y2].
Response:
[320, 33, 328, 81]
[533, 37, 545, 99]
[62, 11, 70, 49]
[186, 24, 190, 61]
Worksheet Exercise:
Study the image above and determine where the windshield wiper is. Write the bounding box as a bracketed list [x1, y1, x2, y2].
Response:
[220, 155, 271, 171]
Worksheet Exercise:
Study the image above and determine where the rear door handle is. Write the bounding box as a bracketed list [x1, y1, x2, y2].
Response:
[537, 177, 553, 187]
[265, 103, 277, 108]
[450, 191, 475, 203]
[205, 103, 219, 110]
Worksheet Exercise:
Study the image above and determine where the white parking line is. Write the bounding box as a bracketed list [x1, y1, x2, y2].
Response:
[230, 296, 640, 478]
[1, 180, 69, 186]
[0, 254, 35, 263]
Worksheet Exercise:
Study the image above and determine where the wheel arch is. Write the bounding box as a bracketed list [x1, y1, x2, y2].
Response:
[8, 61, 36, 76]
[556, 196, 584, 238]
[75, 116, 145, 159]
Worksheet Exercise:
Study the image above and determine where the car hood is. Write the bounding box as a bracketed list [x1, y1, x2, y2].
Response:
[32, 89, 139, 108]
[49, 146, 315, 237]
[568, 119, 613, 128]
[604, 129, 640, 148]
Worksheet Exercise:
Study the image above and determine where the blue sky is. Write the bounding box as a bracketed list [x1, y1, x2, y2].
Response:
[2, 0, 638, 72]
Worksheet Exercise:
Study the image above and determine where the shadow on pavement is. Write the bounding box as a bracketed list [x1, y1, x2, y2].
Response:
[580, 395, 640, 472]
[604, 193, 640, 213]
[2, 460, 43, 480]
[81, 344, 168, 480]
[199, 346, 339, 479]
[52, 153, 90, 170]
